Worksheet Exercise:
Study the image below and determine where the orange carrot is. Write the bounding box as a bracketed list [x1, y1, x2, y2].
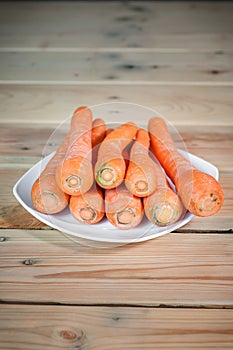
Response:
[92, 118, 106, 165]
[31, 133, 70, 214]
[106, 127, 130, 166]
[56, 106, 94, 196]
[122, 147, 130, 168]
[125, 128, 158, 197]
[105, 184, 143, 229]
[143, 169, 183, 226]
[107, 128, 130, 162]
[106, 128, 114, 136]
[70, 185, 104, 224]
[92, 118, 106, 148]
[148, 117, 224, 217]
[31, 114, 105, 214]
[95, 122, 137, 189]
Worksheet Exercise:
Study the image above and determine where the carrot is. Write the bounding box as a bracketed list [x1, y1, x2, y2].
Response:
[148, 117, 224, 217]
[95, 122, 137, 189]
[92, 118, 106, 165]
[31, 133, 70, 214]
[31, 114, 105, 214]
[106, 127, 129, 162]
[106, 127, 131, 163]
[125, 128, 158, 197]
[122, 147, 130, 168]
[143, 172, 183, 226]
[105, 184, 143, 230]
[106, 127, 130, 166]
[106, 128, 114, 136]
[70, 185, 104, 224]
[92, 118, 106, 148]
[56, 106, 94, 196]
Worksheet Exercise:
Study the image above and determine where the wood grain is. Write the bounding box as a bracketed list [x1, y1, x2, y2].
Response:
[0, 168, 46, 229]
[0, 1, 232, 51]
[0, 304, 233, 350]
[0, 51, 232, 83]
[0, 231, 233, 306]
[0, 85, 233, 125]
[0, 1, 232, 339]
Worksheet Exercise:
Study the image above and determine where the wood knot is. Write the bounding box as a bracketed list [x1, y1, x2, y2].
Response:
[215, 50, 224, 55]
[23, 259, 36, 265]
[104, 75, 117, 80]
[55, 327, 86, 346]
[121, 63, 141, 70]
[115, 16, 132, 22]
[210, 69, 220, 75]
[130, 5, 147, 12]
[112, 316, 120, 321]
[60, 329, 77, 341]
[124, 64, 135, 69]
[0, 237, 6, 242]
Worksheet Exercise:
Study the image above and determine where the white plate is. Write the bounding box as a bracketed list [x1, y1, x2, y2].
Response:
[12, 103, 219, 245]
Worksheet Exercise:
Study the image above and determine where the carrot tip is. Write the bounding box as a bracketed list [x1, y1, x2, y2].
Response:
[116, 208, 136, 226]
[65, 175, 81, 189]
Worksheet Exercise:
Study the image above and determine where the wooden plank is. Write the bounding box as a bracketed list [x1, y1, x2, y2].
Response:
[1, 124, 232, 171]
[0, 168, 231, 231]
[0, 1, 232, 51]
[0, 85, 232, 125]
[0, 230, 232, 306]
[0, 305, 233, 350]
[0, 51, 232, 83]
[0, 168, 46, 229]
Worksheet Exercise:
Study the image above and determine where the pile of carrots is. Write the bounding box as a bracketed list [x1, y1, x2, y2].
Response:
[31, 106, 224, 230]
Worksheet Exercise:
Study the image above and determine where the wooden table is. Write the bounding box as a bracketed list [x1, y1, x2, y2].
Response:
[0, 1, 233, 349]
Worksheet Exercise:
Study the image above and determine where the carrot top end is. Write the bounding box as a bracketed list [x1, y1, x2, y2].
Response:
[151, 204, 180, 226]
[194, 191, 224, 217]
[96, 165, 118, 188]
[80, 206, 97, 222]
[116, 208, 136, 226]
[65, 175, 82, 190]
[135, 180, 149, 193]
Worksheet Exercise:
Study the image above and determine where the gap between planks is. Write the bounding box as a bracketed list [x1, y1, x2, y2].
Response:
[1, 47, 233, 53]
[0, 300, 233, 310]
[1, 81, 233, 86]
